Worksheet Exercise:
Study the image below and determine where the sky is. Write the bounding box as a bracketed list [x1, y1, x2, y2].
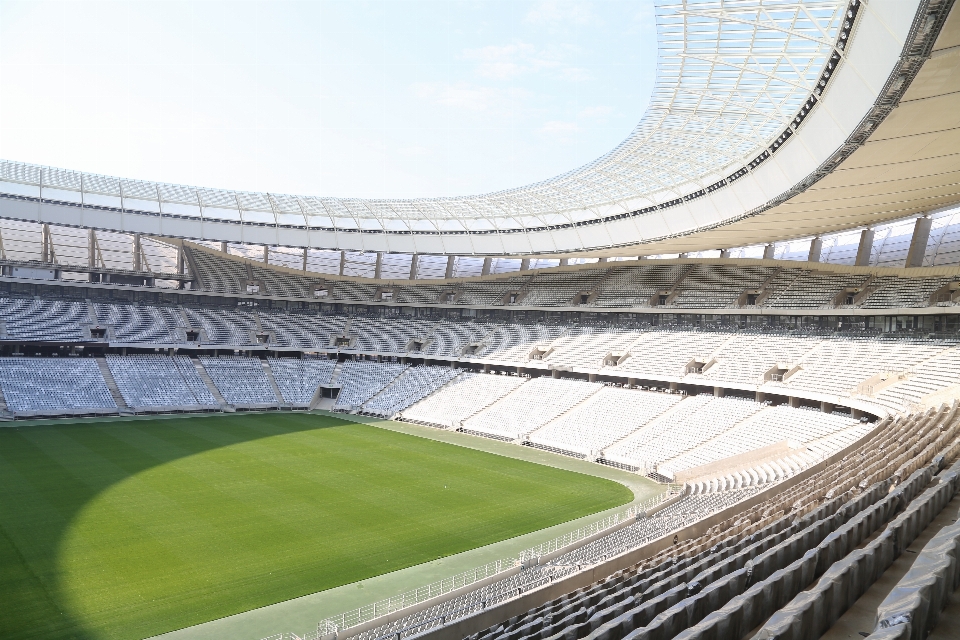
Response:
[0, 1, 659, 200]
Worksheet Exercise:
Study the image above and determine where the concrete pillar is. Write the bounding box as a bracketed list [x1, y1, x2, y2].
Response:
[855, 229, 875, 266]
[719, 249, 731, 258]
[821, 401, 834, 414]
[552, 369, 559, 378]
[339, 250, 347, 276]
[481, 257, 492, 276]
[409, 254, 419, 280]
[713, 386, 724, 397]
[905, 216, 932, 268]
[808, 237, 822, 263]
[678, 253, 688, 259]
[176, 244, 184, 275]
[302, 248, 308, 272]
[262, 245, 269, 265]
[598, 257, 609, 263]
[88, 229, 97, 268]
[374, 252, 383, 279]
[520, 258, 530, 271]
[133, 234, 142, 271]
[628, 378, 638, 387]
[669, 382, 679, 391]
[483, 363, 490, 372]
[559, 258, 569, 266]
[762, 243, 775, 260]
[588, 373, 598, 383]
[220, 241, 228, 253]
[756, 390, 765, 403]
[516, 366, 524, 375]
[445, 255, 455, 279]
[789, 396, 800, 408]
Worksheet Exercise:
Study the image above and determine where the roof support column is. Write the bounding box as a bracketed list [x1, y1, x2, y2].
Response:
[302, 248, 307, 273]
[41, 224, 51, 264]
[762, 243, 775, 260]
[339, 250, 346, 276]
[133, 233, 142, 271]
[855, 229, 875, 266]
[559, 258, 569, 266]
[88, 229, 97, 268]
[177, 243, 184, 275]
[481, 257, 492, 276]
[263, 245, 269, 265]
[220, 241, 228, 253]
[444, 255, 455, 279]
[808, 237, 822, 263]
[374, 252, 383, 279]
[905, 215, 932, 268]
[719, 249, 730, 258]
[520, 258, 530, 271]
[409, 254, 419, 280]
[598, 257, 608, 263]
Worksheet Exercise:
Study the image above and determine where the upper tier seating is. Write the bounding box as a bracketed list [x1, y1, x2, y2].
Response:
[401, 372, 526, 428]
[528, 386, 681, 456]
[364, 365, 460, 416]
[93, 302, 183, 343]
[0, 298, 88, 341]
[106, 355, 218, 409]
[349, 317, 435, 354]
[423, 321, 495, 358]
[476, 323, 568, 362]
[333, 361, 409, 410]
[198, 356, 278, 406]
[463, 377, 601, 440]
[267, 357, 337, 405]
[258, 310, 347, 349]
[183, 307, 257, 346]
[520, 270, 607, 306]
[0, 357, 116, 414]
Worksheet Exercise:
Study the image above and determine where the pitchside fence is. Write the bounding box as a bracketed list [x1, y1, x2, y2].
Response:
[261, 486, 682, 640]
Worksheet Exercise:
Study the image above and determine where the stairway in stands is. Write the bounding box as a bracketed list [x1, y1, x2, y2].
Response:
[191, 357, 233, 411]
[95, 357, 133, 415]
[260, 359, 288, 406]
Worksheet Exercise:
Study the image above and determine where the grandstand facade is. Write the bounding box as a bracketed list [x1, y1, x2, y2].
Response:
[4, 0, 960, 639]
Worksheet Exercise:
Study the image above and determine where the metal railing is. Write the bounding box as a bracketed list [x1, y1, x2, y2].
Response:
[265, 487, 681, 640]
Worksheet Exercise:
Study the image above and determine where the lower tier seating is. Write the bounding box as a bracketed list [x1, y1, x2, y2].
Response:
[0, 357, 116, 414]
[198, 356, 279, 406]
[106, 354, 218, 409]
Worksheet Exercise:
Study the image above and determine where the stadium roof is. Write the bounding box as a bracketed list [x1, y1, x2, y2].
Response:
[0, 0, 956, 258]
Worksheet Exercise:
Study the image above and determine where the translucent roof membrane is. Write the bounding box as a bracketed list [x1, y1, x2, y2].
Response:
[0, 0, 847, 234]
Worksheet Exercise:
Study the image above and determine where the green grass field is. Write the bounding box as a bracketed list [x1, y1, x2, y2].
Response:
[0, 413, 632, 640]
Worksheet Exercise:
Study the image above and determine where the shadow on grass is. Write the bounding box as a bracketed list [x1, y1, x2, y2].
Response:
[0, 412, 345, 640]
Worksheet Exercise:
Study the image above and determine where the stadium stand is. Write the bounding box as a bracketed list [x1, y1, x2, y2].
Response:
[333, 360, 409, 411]
[106, 354, 219, 410]
[198, 356, 280, 407]
[0, 357, 116, 415]
[463, 377, 601, 441]
[267, 357, 337, 406]
[363, 365, 460, 417]
[341, 403, 960, 640]
[401, 371, 527, 428]
[528, 387, 681, 458]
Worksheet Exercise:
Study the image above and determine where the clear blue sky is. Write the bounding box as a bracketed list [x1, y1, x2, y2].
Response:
[0, 1, 658, 199]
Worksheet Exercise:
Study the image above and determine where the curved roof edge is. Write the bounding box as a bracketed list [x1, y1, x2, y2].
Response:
[0, 0, 943, 257]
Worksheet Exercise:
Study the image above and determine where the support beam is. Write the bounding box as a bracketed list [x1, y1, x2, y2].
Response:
[559, 258, 569, 266]
[409, 254, 419, 280]
[598, 257, 609, 263]
[220, 241, 228, 253]
[808, 236, 822, 263]
[41, 224, 51, 263]
[821, 401, 834, 414]
[713, 386, 724, 397]
[756, 391, 765, 403]
[374, 252, 383, 279]
[905, 215, 932, 268]
[719, 249, 731, 258]
[262, 245, 269, 265]
[481, 257, 492, 276]
[762, 243, 775, 260]
[339, 250, 346, 276]
[855, 229, 875, 266]
[445, 255, 455, 279]
[789, 396, 800, 408]
[520, 258, 530, 271]
[302, 248, 308, 273]
[176, 244, 184, 275]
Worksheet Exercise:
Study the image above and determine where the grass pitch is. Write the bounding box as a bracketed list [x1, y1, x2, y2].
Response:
[0, 413, 632, 640]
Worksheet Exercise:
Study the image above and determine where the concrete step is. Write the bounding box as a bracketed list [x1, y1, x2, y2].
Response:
[260, 359, 288, 406]
[191, 357, 230, 409]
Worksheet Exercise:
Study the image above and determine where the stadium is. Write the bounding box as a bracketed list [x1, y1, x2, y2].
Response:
[3, 0, 960, 639]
